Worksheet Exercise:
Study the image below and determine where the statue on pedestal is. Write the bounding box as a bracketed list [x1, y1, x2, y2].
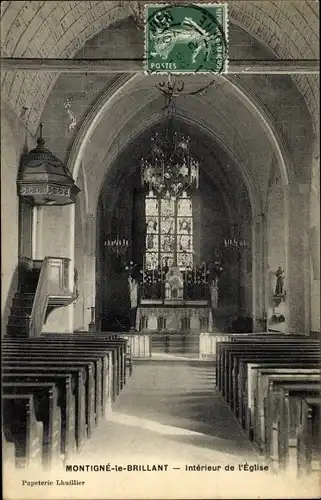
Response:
[209, 276, 219, 309]
[129, 276, 138, 330]
[275, 266, 285, 295]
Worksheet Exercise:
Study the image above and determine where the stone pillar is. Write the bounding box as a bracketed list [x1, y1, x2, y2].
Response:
[193, 193, 201, 266]
[285, 183, 310, 334]
[309, 138, 320, 333]
[83, 213, 97, 330]
[40, 204, 75, 333]
[132, 189, 145, 268]
[238, 224, 248, 317]
[32, 205, 44, 260]
[252, 214, 265, 331]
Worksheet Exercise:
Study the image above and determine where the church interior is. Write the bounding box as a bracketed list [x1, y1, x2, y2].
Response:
[1, 1, 320, 498]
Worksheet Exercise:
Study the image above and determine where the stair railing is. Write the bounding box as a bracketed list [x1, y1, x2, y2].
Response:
[29, 257, 72, 337]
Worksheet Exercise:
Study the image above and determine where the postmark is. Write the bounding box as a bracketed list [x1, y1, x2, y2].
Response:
[145, 3, 229, 74]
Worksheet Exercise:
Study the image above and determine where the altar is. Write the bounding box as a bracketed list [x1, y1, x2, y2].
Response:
[135, 265, 213, 332]
[136, 304, 213, 332]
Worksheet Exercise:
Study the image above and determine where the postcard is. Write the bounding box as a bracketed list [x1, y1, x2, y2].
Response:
[1, 1, 320, 499]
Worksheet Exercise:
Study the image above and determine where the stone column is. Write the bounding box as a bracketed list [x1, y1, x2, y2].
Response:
[309, 138, 320, 333]
[132, 189, 145, 268]
[193, 192, 201, 266]
[284, 183, 310, 334]
[252, 214, 265, 331]
[32, 205, 44, 260]
[238, 223, 249, 317]
[83, 213, 97, 330]
[40, 204, 75, 333]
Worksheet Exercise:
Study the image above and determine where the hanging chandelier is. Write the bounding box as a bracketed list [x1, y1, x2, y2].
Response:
[104, 237, 129, 257]
[223, 238, 249, 250]
[140, 124, 199, 199]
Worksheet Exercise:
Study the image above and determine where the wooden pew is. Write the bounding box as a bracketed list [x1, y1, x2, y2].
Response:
[3, 382, 62, 468]
[2, 372, 76, 460]
[216, 335, 317, 391]
[236, 354, 319, 430]
[253, 368, 320, 449]
[42, 334, 127, 392]
[4, 345, 106, 424]
[4, 337, 123, 406]
[215, 336, 319, 403]
[2, 362, 87, 451]
[3, 339, 127, 419]
[215, 334, 311, 389]
[2, 394, 43, 469]
[215, 335, 320, 477]
[5, 335, 126, 401]
[229, 346, 318, 413]
[224, 343, 318, 404]
[266, 382, 321, 473]
[41, 336, 122, 399]
[217, 338, 310, 395]
[297, 396, 321, 476]
[3, 337, 128, 435]
[2, 335, 128, 470]
[279, 384, 321, 473]
[2, 352, 96, 438]
[221, 344, 318, 434]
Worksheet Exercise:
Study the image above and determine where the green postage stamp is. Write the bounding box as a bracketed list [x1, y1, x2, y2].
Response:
[145, 3, 229, 74]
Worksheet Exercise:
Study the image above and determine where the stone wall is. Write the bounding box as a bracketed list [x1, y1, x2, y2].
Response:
[1, 103, 31, 335]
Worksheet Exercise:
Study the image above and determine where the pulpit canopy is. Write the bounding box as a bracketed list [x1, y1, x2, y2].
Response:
[17, 124, 80, 206]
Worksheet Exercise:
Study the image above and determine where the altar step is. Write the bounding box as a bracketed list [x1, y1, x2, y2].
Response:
[151, 332, 200, 355]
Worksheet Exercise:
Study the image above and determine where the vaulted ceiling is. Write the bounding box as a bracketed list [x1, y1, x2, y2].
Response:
[1, 1, 320, 133]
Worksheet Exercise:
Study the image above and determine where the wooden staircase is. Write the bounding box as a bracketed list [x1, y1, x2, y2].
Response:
[6, 257, 75, 338]
[7, 293, 35, 337]
[7, 267, 40, 338]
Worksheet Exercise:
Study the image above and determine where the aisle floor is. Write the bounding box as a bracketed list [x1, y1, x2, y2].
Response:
[65, 360, 316, 498]
[79, 360, 259, 465]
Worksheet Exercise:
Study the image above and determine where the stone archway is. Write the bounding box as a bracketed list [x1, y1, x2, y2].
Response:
[65, 73, 293, 332]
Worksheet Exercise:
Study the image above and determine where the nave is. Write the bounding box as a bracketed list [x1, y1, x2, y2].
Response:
[1, 2, 320, 498]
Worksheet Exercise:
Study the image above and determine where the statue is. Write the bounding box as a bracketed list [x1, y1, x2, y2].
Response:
[275, 266, 285, 295]
[129, 276, 138, 329]
[210, 276, 219, 309]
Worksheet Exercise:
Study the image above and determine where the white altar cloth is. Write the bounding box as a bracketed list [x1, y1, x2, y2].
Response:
[136, 306, 213, 332]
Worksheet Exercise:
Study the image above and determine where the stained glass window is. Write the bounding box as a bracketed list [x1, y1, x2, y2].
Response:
[145, 190, 193, 270]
